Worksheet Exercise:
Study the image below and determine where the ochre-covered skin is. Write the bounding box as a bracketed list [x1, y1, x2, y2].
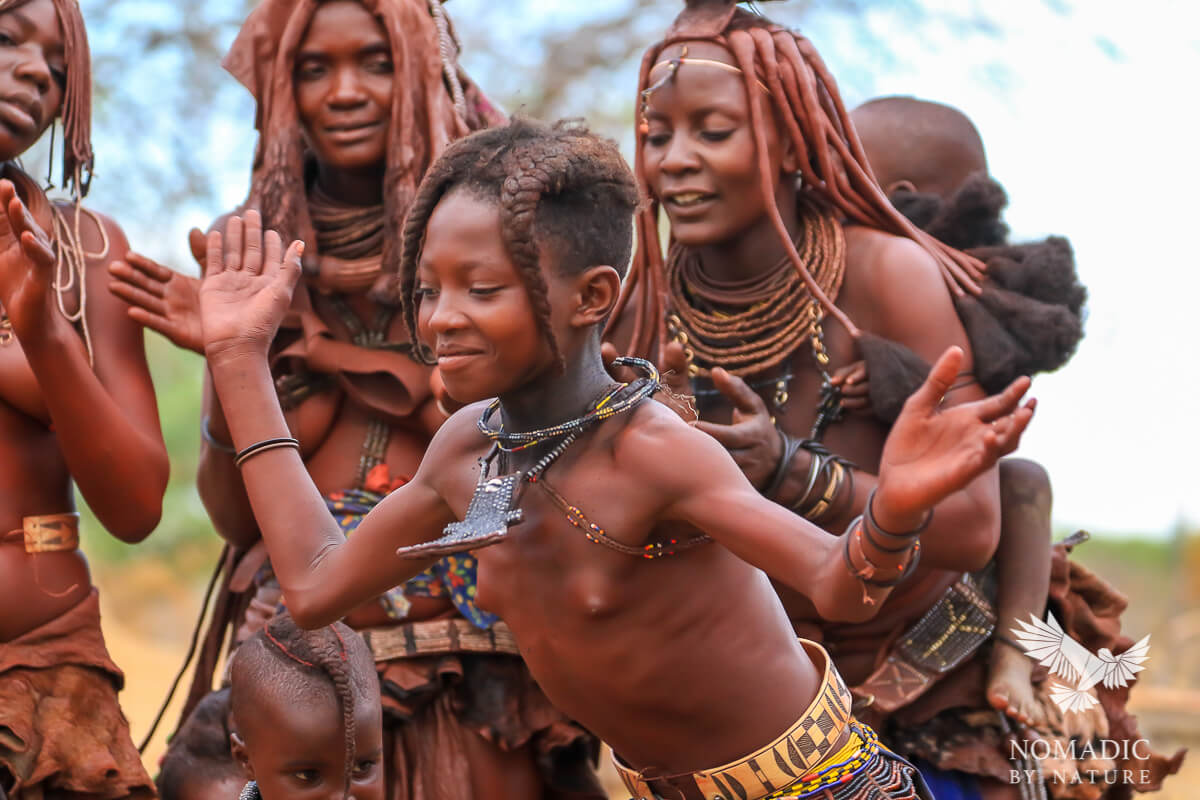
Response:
[107, 3, 594, 798]
[0, 0, 166, 644]
[0, 0, 166, 796]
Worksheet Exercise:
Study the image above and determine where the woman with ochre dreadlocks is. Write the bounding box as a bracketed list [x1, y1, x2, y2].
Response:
[609, 3, 1181, 799]
[196, 116, 1034, 800]
[108, 3, 600, 799]
[0, 0, 168, 797]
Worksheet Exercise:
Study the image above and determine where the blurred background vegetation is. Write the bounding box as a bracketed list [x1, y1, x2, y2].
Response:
[34, 0, 1197, 792]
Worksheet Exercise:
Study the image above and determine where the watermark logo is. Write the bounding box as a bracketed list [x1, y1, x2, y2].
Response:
[1010, 612, 1150, 714]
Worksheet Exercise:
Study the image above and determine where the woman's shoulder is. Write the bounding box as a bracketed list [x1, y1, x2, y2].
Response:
[842, 225, 943, 297]
[50, 201, 128, 262]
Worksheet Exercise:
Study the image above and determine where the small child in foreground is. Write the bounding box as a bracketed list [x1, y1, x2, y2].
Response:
[227, 612, 383, 800]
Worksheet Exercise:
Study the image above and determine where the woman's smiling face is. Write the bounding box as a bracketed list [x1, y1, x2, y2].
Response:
[640, 40, 791, 248]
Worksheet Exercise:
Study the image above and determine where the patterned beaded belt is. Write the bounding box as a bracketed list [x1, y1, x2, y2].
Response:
[613, 639, 855, 800]
[359, 617, 520, 661]
[850, 570, 995, 714]
[2, 512, 81, 553]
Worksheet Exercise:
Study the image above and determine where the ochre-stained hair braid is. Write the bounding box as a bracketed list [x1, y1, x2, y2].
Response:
[400, 118, 638, 373]
[0, 0, 94, 196]
[612, 4, 986, 360]
[260, 614, 358, 794]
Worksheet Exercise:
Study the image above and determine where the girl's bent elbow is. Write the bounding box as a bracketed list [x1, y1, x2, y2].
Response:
[284, 593, 338, 630]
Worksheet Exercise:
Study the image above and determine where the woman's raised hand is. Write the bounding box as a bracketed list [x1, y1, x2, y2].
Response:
[0, 179, 57, 330]
[198, 210, 303, 364]
[108, 233, 206, 353]
[874, 346, 1035, 532]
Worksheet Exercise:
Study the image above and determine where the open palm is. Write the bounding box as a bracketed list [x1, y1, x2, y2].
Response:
[0, 179, 57, 330]
[876, 347, 1035, 524]
[199, 210, 303, 363]
[109, 229, 209, 353]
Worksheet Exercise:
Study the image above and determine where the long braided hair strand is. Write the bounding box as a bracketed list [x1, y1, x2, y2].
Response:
[613, 4, 986, 361]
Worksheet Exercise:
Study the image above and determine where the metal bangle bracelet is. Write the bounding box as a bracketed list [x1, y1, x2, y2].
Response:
[202, 414, 236, 454]
[761, 430, 802, 500]
[789, 449, 824, 513]
[234, 437, 301, 468]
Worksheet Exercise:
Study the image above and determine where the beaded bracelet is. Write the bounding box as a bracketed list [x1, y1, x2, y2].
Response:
[202, 415, 236, 454]
[234, 436, 301, 468]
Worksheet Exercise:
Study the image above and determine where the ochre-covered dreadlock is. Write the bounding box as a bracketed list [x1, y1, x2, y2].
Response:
[223, 0, 500, 306]
[400, 118, 638, 372]
[0, 0, 93, 196]
[229, 612, 376, 795]
[612, 0, 986, 361]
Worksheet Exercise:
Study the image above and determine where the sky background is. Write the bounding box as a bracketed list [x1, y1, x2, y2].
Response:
[70, 0, 1200, 540]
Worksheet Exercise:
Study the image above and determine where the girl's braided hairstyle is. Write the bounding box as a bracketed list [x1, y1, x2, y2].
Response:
[229, 612, 376, 796]
[400, 118, 639, 372]
[612, 1, 986, 359]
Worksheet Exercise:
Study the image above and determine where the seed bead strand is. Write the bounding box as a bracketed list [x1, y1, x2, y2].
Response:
[478, 357, 661, 450]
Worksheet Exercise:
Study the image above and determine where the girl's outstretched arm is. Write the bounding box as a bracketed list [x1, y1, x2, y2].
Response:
[201, 211, 453, 628]
[644, 347, 1034, 623]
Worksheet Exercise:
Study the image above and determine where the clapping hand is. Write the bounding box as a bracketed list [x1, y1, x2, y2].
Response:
[0, 179, 56, 330]
[108, 228, 209, 353]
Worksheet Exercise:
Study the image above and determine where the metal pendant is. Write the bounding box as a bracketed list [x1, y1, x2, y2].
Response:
[809, 376, 846, 441]
[397, 452, 524, 559]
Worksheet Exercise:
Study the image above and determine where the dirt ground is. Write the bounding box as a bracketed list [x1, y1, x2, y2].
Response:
[94, 535, 1198, 798]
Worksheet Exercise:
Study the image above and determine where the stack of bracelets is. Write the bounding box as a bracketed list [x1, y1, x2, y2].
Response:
[761, 432, 857, 525]
[841, 488, 929, 604]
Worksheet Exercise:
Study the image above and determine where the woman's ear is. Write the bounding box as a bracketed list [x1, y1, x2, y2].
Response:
[886, 179, 917, 195]
[570, 265, 622, 328]
[781, 130, 801, 175]
[230, 731, 255, 781]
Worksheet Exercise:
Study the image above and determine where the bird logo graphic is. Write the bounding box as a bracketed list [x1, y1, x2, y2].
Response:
[1010, 613, 1151, 714]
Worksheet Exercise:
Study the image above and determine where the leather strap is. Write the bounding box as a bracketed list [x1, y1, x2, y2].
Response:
[359, 617, 520, 661]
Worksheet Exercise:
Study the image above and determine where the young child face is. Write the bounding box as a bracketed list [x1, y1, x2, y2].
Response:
[415, 187, 568, 403]
[640, 40, 790, 248]
[235, 690, 384, 800]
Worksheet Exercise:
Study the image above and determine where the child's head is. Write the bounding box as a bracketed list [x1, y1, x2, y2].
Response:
[229, 612, 383, 800]
[157, 688, 243, 800]
[400, 118, 639, 402]
[850, 96, 988, 202]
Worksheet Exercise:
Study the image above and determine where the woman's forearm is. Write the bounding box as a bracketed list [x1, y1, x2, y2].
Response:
[196, 374, 263, 549]
[18, 308, 167, 541]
